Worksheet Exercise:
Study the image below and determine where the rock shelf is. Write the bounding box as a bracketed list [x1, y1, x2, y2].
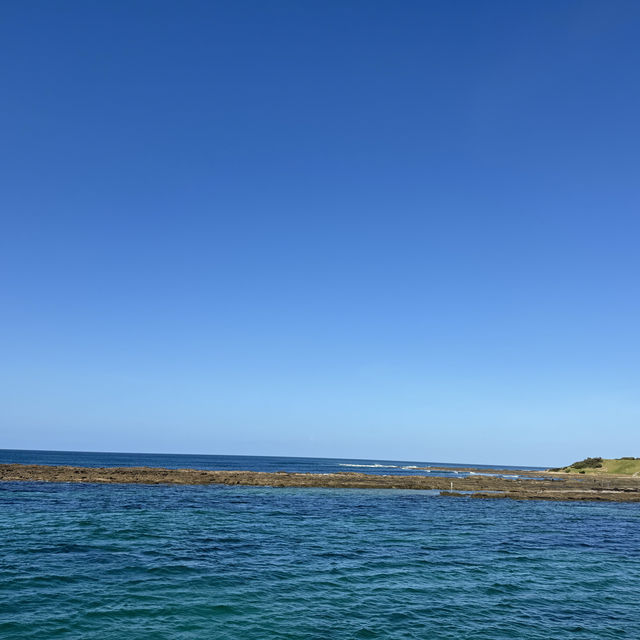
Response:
[2, 463, 640, 502]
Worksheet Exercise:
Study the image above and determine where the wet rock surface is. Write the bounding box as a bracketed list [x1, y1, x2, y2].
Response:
[1, 464, 640, 502]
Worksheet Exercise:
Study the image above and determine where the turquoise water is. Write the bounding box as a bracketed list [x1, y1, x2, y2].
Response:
[1, 480, 639, 639]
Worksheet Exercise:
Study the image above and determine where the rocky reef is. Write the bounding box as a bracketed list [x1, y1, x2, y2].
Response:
[2, 463, 640, 502]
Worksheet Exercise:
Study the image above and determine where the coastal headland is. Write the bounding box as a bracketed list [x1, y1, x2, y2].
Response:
[2, 463, 640, 502]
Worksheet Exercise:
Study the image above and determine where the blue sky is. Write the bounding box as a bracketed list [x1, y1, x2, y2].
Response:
[1, 1, 639, 466]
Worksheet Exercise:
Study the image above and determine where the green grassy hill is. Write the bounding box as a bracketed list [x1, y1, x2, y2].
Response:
[555, 457, 640, 475]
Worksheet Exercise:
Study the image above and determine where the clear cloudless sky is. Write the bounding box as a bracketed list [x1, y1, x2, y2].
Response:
[1, 1, 639, 466]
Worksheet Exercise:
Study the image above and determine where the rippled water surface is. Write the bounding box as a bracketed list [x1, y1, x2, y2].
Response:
[1, 482, 639, 639]
[0, 449, 542, 477]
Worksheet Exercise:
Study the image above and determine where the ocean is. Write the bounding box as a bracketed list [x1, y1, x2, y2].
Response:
[0, 449, 541, 478]
[1, 451, 639, 639]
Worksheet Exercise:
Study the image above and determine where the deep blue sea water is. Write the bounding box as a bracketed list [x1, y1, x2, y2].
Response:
[1, 452, 639, 639]
[0, 449, 542, 478]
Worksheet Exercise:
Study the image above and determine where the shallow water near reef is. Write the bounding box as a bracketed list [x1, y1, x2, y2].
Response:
[1, 480, 639, 639]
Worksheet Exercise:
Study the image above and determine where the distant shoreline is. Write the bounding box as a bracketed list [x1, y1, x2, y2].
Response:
[2, 463, 640, 502]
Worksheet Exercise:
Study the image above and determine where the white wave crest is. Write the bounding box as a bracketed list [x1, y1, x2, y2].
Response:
[338, 463, 399, 468]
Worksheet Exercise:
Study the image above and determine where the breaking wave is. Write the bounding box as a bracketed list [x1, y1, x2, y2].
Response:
[338, 464, 399, 469]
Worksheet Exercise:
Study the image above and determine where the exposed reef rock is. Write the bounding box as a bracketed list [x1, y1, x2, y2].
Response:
[2, 463, 640, 502]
